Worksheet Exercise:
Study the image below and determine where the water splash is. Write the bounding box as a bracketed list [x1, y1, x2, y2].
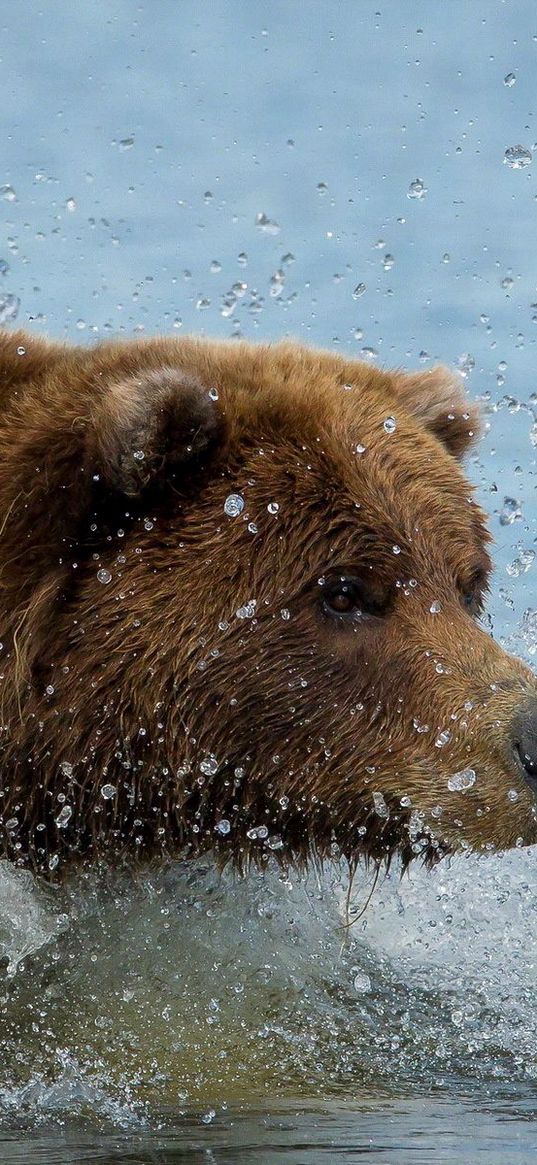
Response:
[504, 145, 532, 169]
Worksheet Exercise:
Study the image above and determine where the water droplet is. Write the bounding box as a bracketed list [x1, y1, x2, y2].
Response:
[267, 502, 279, 514]
[447, 768, 476, 791]
[353, 971, 372, 993]
[507, 788, 519, 802]
[220, 297, 235, 319]
[383, 416, 397, 434]
[208, 386, 219, 401]
[65, 197, 76, 212]
[0, 294, 20, 324]
[247, 522, 258, 534]
[267, 833, 283, 850]
[97, 568, 112, 585]
[372, 791, 389, 818]
[215, 819, 231, 835]
[353, 282, 367, 299]
[210, 260, 222, 273]
[118, 137, 135, 151]
[407, 178, 427, 199]
[383, 253, 395, 271]
[504, 72, 516, 87]
[247, 824, 268, 840]
[457, 353, 475, 377]
[506, 548, 535, 577]
[101, 784, 117, 800]
[16, 346, 25, 356]
[55, 804, 73, 828]
[200, 755, 219, 777]
[0, 185, 16, 202]
[435, 730, 452, 748]
[355, 443, 367, 455]
[392, 545, 401, 555]
[60, 761, 73, 777]
[224, 493, 245, 518]
[499, 497, 522, 526]
[255, 212, 280, 235]
[280, 608, 290, 620]
[269, 269, 285, 298]
[504, 144, 532, 169]
[236, 599, 257, 619]
[430, 600, 442, 614]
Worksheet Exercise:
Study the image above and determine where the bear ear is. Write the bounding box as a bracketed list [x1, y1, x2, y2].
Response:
[88, 367, 224, 497]
[395, 365, 480, 459]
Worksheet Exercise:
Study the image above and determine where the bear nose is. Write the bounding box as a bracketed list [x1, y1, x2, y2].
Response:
[512, 700, 537, 794]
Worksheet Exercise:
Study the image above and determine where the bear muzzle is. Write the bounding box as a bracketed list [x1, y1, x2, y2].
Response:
[511, 698, 537, 796]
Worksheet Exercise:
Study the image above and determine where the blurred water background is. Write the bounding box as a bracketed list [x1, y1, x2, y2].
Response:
[1, 0, 537, 1160]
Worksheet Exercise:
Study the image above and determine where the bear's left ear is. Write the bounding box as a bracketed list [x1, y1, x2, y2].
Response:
[0, 358, 227, 621]
[395, 365, 480, 459]
[87, 366, 224, 497]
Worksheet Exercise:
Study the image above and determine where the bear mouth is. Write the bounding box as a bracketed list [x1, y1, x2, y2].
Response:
[512, 742, 537, 796]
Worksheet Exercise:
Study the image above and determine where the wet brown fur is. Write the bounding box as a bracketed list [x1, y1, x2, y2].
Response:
[0, 328, 535, 878]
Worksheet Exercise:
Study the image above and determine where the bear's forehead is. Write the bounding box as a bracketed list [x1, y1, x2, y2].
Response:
[88, 339, 487, 578]
[245, 409, 485, 575]
[308, 441, 485, 581]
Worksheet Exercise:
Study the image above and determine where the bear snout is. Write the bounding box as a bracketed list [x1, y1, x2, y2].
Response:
[511, 699, 537, 796]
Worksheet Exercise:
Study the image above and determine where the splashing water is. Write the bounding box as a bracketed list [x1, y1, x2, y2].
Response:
[0, 600, 535, 1123]
[504, 145, 533, 169]
[407, 178, 427, 200]
[0, 616, 533, 1123]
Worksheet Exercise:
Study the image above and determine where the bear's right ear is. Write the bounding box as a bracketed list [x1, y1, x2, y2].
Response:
[395, 365, 480, 459]
[87, 367, 224, 498]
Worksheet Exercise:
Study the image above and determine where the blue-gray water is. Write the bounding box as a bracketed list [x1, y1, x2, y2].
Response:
[1, 1, 537, 1161]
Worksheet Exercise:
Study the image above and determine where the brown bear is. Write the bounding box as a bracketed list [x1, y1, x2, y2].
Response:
[0, 327, 535, 878]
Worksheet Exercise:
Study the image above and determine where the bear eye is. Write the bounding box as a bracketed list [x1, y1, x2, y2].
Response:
[324, 582, 362, 616]
[460, 571, 487, 616]
[320, 577, 386, 620]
